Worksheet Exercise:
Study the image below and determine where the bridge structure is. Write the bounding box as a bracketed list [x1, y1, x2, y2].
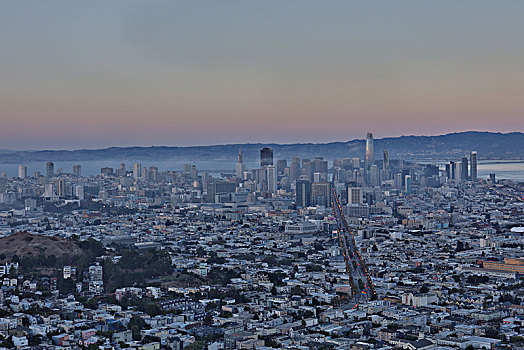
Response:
[330, 186, 377, 302]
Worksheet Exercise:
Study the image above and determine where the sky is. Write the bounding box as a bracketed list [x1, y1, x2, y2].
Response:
[1, 1, 523, 150]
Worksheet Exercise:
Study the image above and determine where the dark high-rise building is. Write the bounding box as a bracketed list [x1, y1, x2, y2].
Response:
[276, 159, 287, 175]
[260, 147, 273, 167]
[101, 167, 114, 176]
[342, 158, 353, 170]
[295, 180, 312, 207]
[302, 159, 312, 180]
[383, 147, 389, 172]
[311, 157, 328, 174]
[46, 162, 55, 178]
[424, 164, 439, 177]
[0, 177, 6, 193]
[449, 161, 457, 180]
[289, 158, 301, 181]
[461, 157, 469, 181]
[470, 151, 477, 181]
[206, 182, 236, 203]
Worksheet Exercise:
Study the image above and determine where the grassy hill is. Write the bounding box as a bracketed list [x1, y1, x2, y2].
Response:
[0, 232, 83, 262]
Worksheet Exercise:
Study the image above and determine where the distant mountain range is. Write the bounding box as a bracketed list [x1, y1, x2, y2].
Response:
[0, 132, 522, 163]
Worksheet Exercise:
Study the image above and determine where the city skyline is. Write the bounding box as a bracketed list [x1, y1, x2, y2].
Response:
[0, 2, 523, 348]
[1, 1, 524, 149]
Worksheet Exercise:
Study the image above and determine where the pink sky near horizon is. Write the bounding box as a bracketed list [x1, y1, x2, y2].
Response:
[1, 1, 523, 149]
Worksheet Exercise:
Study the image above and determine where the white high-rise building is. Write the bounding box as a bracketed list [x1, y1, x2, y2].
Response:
[89, 263, 103, 282]
[365, 132, 374, 168]
[75, 185, 85, 200]
[394, 173, 403, 188]
[18, 165, 27, 179]
[43, 183, 56, 198]
[266, 165, 277, 194]
[348, 187, 363, 205]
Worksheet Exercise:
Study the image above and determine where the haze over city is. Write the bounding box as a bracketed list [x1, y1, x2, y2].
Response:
[1, 1, 524, 149]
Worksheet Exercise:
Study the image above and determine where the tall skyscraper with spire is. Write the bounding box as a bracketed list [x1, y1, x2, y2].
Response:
[365, 132, 374, 168]
[236, 147, 245, 179]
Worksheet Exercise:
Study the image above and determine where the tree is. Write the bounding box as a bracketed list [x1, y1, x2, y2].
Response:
[185, 341, 205, 350]
[290, 286, 305, 296]
[499, 294, 513, 303]
[0, 336, 14, 348]
[8, 265, 17, 278]
[128, 315, 147, 340]
[306, 264, 322, 272]
[358, 279, 365, 290]
[196, 246, 206, 257]
[485, 328, 499, 338]
[510, 336, 524, 343]
[203, 312, 213, 326]
[84, 298, 98, 310]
